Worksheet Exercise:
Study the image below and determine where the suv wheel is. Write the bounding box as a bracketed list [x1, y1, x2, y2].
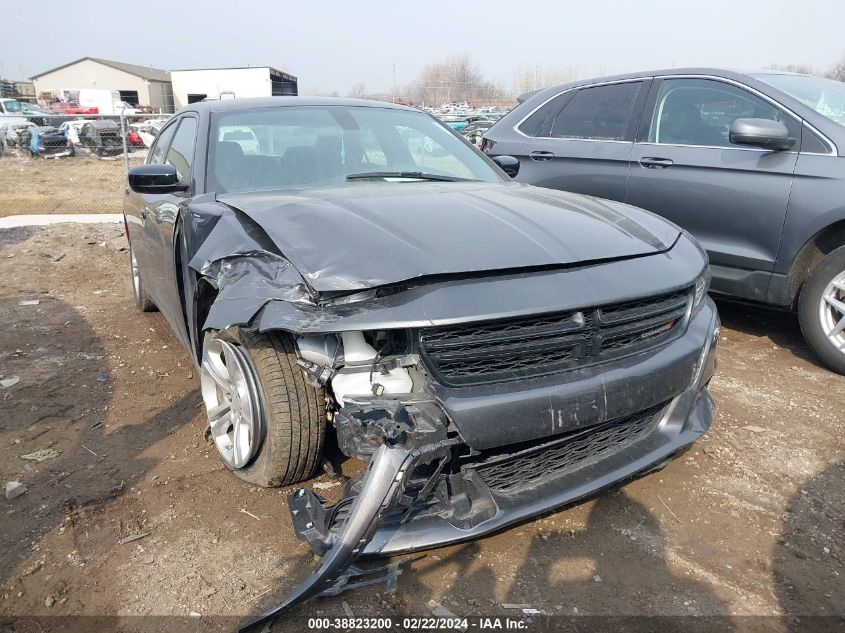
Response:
[129, 243, 156, 312]
[200, 328, 325, 487]
[799, 245, 845, 374]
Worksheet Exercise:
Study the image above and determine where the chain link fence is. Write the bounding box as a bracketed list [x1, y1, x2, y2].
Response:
[0, 113, 172, 216]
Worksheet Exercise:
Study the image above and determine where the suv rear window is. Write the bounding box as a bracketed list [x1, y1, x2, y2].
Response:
[517, 92, 573, 137]
[550, 82, 643, 141]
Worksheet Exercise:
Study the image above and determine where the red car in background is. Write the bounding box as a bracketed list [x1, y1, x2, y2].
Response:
[127, 127, 145, 147]
[48, 101, 99, 115]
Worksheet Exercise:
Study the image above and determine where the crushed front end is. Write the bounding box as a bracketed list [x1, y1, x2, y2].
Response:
[240, 245, 719, 629]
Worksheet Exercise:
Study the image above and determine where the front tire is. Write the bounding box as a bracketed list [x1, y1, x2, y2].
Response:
[200, 328, 325, 487]
[798, 245, 845, 374]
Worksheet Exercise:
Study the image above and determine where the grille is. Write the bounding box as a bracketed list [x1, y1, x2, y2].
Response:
[419, 288, 690, 386]
[474, 403, 665, 494]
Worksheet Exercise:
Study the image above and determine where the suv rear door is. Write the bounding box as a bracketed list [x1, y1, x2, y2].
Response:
[626, 77, 800, 301]
[516, 80, 650, 202]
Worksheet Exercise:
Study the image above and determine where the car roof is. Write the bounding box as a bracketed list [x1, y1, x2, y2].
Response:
[536, 67, 761, 93]
[174, 96, 415, 116]
[507, 66, 844, 154]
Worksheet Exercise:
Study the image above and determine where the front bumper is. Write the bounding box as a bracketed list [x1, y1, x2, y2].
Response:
[367, 384, 713, 555]
[366, 298, 718, 554]
[240, 299, 718, 630]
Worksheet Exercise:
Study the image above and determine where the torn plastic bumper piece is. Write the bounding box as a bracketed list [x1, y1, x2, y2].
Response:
[238, 439, 456, 632]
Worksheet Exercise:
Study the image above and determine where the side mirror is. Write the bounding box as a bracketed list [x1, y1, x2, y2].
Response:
[492, 155, 520, 178]
[128, 164, 188, 194]
[729, 118, 795, 151]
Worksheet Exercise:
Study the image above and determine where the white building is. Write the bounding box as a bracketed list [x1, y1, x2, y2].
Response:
[31, 57, 174, 112]
[170, 67, 298, 110]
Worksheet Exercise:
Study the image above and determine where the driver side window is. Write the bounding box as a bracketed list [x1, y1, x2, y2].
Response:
[650, 78, 797, 148]
[147, 120, 177, 165]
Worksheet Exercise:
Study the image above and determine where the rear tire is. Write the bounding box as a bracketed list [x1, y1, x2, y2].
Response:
[201, 328, 325, 487]
[798, 245, 845, 374]
[129, 242, 156, 312]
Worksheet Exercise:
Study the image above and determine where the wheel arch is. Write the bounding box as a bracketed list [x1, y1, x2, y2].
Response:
[172, 215, 218, 366]
[786, 219, 845, 308]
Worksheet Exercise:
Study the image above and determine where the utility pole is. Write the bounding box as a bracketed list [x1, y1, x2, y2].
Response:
[392, 60, 396, 103]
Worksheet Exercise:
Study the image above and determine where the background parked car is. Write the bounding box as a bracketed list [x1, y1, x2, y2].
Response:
[127, 125, 146, 147]
[484, 68, 845, 373]
[19, 126, 72, 158]
[0, 98, 30, 142]
[48, 101, 99, 115]
[78, 120, 123, 156]
[135, 119, 166, 147]
[57, 119, 95, 147]
[3, 121, 37, 148]
[462, 120, 496, 147]
[77, 89, 141, 116]
[216, 125, 259, 154]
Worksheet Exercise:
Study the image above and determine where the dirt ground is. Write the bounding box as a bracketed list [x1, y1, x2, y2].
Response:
[0, 152, 144, 217]
[0, 223, 842, 632]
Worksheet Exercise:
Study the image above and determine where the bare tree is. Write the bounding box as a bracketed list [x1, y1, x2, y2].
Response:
[826, 56, 845, 82]
[410, 54, 505, 106]
[512, 65, 597, 95]
[347, 82, 367, 99]
[764, 63, 816, 75]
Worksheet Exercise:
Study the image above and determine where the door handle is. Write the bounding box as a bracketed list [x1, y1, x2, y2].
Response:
[530, 150, 555, 161]
[639, 157, 674, 169]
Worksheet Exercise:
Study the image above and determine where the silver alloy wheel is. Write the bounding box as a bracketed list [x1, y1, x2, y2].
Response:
[130, 248, 141, 302]
[819, 270, 845, 354]
[200, 338, 264, 468]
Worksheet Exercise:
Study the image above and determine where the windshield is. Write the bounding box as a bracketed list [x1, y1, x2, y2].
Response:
[753, 73, 845, 126]
[2, 100, 22, 113]
[208, 105, 501, 193]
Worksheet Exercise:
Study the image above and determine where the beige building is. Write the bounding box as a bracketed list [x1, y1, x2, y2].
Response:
[31, 57, 174, 112]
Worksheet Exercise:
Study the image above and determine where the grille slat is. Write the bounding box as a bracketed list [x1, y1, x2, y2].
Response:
[420, 288, 691, 386]
[423, 311, 587, 351]
[474, 403, 665, 493]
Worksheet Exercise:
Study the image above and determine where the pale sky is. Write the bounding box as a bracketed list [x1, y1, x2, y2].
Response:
[3, 0, 844, 95]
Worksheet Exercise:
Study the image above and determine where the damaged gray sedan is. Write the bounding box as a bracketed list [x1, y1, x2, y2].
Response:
[123, 97, 719, 624]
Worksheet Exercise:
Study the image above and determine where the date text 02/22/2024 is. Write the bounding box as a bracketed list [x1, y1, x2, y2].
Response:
[306, 616, 529, 630]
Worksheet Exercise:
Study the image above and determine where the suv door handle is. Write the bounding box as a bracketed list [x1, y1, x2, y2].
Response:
[639, 157, 674, 169]
[530, 151, 555, 161]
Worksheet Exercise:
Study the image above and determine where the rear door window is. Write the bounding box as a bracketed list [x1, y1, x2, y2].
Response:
[517, 91, 573, 137]
[550, 82, 644, 141]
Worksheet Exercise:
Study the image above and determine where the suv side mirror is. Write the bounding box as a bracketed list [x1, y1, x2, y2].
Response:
[729, 118, 795, 151]
[128, 164, 189, 194]
[492, 155, 520, 178]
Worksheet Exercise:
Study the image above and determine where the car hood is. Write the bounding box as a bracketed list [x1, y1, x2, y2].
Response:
[218, 182, 680, 293]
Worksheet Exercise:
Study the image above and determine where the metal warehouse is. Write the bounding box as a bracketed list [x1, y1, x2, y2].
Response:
[169, 66, 298, 109]
[30, 57, 174, 112]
